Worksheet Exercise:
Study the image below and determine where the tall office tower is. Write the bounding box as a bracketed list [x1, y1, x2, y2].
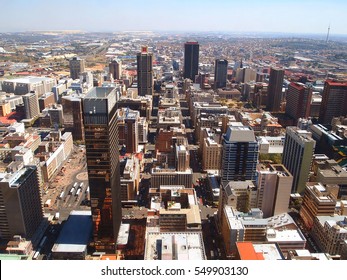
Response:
[0, 166, 43, 240]
[282, 127, 316, 194]
[69, 57, 85, 80]
[299, 182, 336, 230]
[61, 95, 85, 141]
[175, 144, 190, 172]
[82, 87, 121, 253]
[285, 82, 313, 122]
[256, 164, 293, 218]
[235, 68, 256, 83]
[183, 41, 199, 81]
[109, 58, 122, 80]
[214, 59, 228, 89]
[202, 136, 222, 171]
[137, 46, 153, 96]
[22, 92, 39, 119]
[266, 67, 284, 112]
[221, 126, 259, 184]
[116, 108, 139, 154]
[318, 80, 347, 124]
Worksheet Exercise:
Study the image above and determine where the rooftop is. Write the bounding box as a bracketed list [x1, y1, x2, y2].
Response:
[3, 76, 54, 84]
[85, 87, 114, 99]
[51, 210, 92, 253]
[145, 232, 206, 260]
[224, 125, 256, 142]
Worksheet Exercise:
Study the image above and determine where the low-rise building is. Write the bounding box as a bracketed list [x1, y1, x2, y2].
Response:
[220, 206, 267, 257]
[157, 107, 182, 129]
[5, 235, 33, 256]
[257, 136, 284, 154]
[51, 210, 92, 260]
[235, 242, 285, 260]
[144, 232, 206, 260]
[237, 111, 282, 136]
[287, 249, 333, 260]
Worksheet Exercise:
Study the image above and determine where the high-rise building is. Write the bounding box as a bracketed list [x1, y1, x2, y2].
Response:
[266, 68, 284, 112]
[0, 166, 43, 240]
[202, 136, 222, 171]
[116, 108, 139, 154]
[214, 59, 228, 89]
[285, 82, 312, 122]
[137, 47, 153, 96]
[109, 59, 122, 80]
[221, 125, 259, 184]
[183, 41, 199, 81]
[299, 182, 336, 230]
[175, 144, 190, 172]
[235, 68, 256, 83]
[318, 80, 347, 125]
[69, 57, 85, 80]
[282, 127, 316, 194]
[61, 95, 85, 141]
[22, 92, 39, 119]
[256, 164, 293, 218]
[82, 87, 121, 253]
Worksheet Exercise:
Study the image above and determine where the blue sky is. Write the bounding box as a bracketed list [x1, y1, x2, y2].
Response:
[1, 0, 347, 34]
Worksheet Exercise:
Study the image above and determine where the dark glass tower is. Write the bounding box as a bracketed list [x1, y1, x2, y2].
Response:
[214, 59, 228, 89]
[318, 80, 347, 125]
[137, 47, 153, 96]
[83, 87, 121, 253]
[183, 41, 199, 81]
[267, 67, 284, 112]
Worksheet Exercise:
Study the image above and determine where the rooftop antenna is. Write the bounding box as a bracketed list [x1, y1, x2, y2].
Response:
[326, 23, 331, 43]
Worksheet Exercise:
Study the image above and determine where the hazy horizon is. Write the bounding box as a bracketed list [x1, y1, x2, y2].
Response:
[1, 0, 347, 35]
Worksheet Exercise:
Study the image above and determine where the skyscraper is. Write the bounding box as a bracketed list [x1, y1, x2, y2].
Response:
[0, 166, 43, 240]
[221, 125, 259, 184]
[183, 41, 199, 81]
[318, 80, 347, 124]
[282, 127, 316, 194]
[69, 57, 85, 80]
[285, 82, 312, 122]
[109, 58, 122, 80]
[137, 46, 153, 96]
[82, 87, 121, 253]
[61, 95, 85, 141]
[256, 164, 293, 218]
[214, 59, 228, 89]
[116, 108, 139, 154]
[22, 92, 39, 119]
[267, 67, 284, 112]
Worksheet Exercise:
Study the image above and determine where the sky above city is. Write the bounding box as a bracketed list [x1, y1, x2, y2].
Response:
[1, 0, 347, 35]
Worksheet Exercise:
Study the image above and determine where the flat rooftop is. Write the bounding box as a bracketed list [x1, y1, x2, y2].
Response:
[145, 232, 206, 260]
[85, 87, 114, 99]
[51, 210, 92, 253]
[225, 125, 256, 142]
[3, 76, 54, 84]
